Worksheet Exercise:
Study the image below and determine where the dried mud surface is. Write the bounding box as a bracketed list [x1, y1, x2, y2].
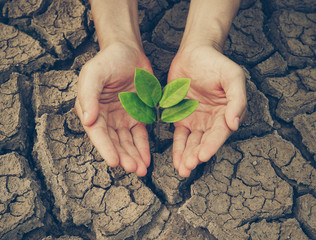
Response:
[0, 0, 315, 239]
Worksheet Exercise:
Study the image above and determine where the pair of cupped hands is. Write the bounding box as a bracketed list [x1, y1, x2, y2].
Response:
[75, 43, 247, 178]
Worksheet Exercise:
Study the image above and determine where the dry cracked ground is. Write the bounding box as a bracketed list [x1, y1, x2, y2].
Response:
[0, 0, 315, 239]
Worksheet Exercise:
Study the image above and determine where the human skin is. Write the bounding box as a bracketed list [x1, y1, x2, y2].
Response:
[169, 0, 247, 177]
[75, 0, 247, 177]
[75, 0, 152, 176]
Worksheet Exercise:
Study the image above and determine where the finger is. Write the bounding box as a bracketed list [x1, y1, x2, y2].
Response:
[117, 127, 147, 177]
[173, 126, 190, 171]
[131, 125, 151, 168]
[178, 164, 192, 178]
[108, 128, 137, 173]
[223, 69, 247, 131]
[182, 130, 203, 171]
[198, 121, 232, 162]
[88, 126, 120, 168]
[179, 147, 200, 178]
[77, 64, 104, 126]
[75, 101, 119, 167]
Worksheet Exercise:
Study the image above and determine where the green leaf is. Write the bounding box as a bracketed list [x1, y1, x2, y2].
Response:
[119, 92, 156, 124]
[159, 78, 191, 108]
[134, 68, 162, 107]
[161, 99, 199, 123]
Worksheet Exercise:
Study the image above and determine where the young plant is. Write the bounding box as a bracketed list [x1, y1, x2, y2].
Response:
[119, 68, 198, 140]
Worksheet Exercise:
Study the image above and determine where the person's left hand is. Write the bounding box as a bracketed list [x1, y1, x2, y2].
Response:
[167, 45, 247, 177]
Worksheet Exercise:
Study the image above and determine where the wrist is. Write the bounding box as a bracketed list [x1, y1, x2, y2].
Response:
[179, 0, 240, 53]
[98, 35, 143, 52]
[179, 20, 226, 53]
[90, 0, 142, 51]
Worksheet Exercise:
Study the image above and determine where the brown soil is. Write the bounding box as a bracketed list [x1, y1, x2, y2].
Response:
[0, 0, 315, 239]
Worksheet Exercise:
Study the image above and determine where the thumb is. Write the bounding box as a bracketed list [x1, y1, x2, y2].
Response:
[224, 71, 247, 131]
[77, 66, 102, 126]
[167, 58, 182, 83]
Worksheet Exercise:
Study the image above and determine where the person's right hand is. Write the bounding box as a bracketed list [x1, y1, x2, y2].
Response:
[75, 43, 153, 176]
[167, 45, 247, 177]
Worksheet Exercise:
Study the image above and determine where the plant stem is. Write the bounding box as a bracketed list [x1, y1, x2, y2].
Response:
[155, 106, 160, 152]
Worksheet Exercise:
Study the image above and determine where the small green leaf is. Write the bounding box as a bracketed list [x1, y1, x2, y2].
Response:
[159, 78, 191, 108]
[135, 68, 162, 107]
[119, 92, 156, 124]
[161, 99, 199, 123]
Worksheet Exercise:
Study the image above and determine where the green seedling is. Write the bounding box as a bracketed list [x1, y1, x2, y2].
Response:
[119, 68, 199, 141]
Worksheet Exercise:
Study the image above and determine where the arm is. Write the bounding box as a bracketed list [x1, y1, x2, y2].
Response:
[179, 0, 241, 52]
[179, 0, 245, 131]
[90, 0, 142, 51]
[76, 0, 152, 176]
[169, 0, 247, 177]
[81, 0, 144, 126]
